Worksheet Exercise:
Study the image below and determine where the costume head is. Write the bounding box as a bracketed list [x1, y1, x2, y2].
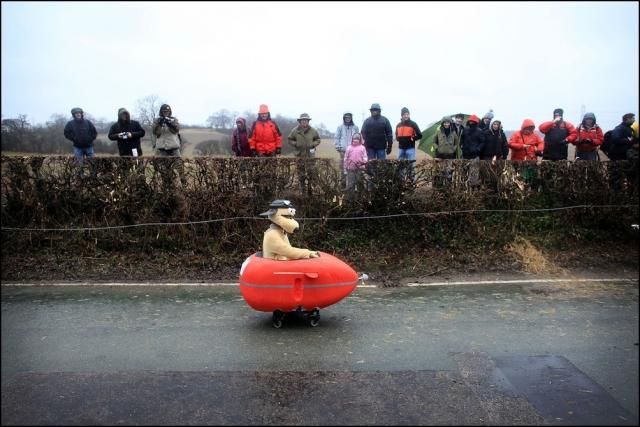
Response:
[260, 199, 299, 234]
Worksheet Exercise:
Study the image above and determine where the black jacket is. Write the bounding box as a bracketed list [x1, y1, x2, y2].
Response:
[609, 122, 633, 160]
[361, 115, 393, 151]
[461, 124, 485, 159]
[64, 119, 97, 148]
[108, 120, 146, 156]
[481, 128, 508, 160]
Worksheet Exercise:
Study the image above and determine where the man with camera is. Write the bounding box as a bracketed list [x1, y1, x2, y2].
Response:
[538, 108, 577, 161]
[108, 108, 146, 157]
[152, 104, 181, 157]
[572, 112, 603, 161]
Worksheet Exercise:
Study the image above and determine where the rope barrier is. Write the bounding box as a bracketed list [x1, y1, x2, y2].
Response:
[1, 204, 636, 232]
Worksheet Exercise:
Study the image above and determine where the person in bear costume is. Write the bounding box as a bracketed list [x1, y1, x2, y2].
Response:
[259, 200, 319, 260]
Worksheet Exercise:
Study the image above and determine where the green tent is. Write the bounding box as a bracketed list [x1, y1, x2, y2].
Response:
[418, 113, 470, 158]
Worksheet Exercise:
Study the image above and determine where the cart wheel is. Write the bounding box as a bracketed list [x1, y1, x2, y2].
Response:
[308, 309, 320, 327]
[272, 310, 285, 329]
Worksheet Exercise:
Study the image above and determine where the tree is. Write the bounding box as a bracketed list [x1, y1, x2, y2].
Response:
[206, 109, 234, 130]
[1, 114, 30, 151]
[136, 94, 164, 129]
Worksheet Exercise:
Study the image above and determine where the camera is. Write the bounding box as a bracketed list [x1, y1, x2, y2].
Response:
[118, 132, 128, 139]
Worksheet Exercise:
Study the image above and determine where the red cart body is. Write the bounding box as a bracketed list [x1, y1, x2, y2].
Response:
[239, 251, 358, 312]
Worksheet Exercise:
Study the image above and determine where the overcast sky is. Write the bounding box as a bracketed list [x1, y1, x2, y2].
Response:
[2, 1, 638, 132]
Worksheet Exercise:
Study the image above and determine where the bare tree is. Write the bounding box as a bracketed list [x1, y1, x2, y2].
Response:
[136, 94, 164, 129]
[206, 109, 234, 130]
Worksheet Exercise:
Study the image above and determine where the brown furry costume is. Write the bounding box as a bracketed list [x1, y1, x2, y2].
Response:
[260, 200, 319, 260]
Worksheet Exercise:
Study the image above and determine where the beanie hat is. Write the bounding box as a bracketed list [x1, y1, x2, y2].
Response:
[159, 104, 172, 115]
[71, 107, 83, 116]
[401, 107, 410, 115]
[370, 103, 381, 111]
[467, 114, 480, 124]
[483, 109, 494, 120]
[553, 108, 563, 117]
[441, 116, 453, 123]
[258, 104, 270, 114]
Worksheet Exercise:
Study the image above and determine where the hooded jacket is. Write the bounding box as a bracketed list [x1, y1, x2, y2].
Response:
[609, 121, 634, 160]
[249, 112, 282, 155]
[64, 110, 97, 149]
[572, 114, 603, 153]
[433, 117, 460, 158]
[152, 104, 181, 150]
[108, 108, 146, 156]
[460, 117, 486, 159]
[344, 133, 368, 172]
[232, 117, 252, 157]
[481, 122, 508, 160]
[335, 113, 359, 152]
[508, 119, 545, 161]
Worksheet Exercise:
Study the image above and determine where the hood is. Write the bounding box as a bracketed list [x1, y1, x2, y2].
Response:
[159, 104, 172, 116]
[118, 108, 130, 122]
[343, 112, 353, 124]
[71, 107, 84, 119]
[351, 132, 363, 145]
[467, 115, 480, 124]
[235, 116, 247, 127]
[520, 119, 535, 130]
[582, 112, 596, 125]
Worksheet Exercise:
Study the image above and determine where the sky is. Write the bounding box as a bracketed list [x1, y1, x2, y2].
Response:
[2, 1, 639, 132]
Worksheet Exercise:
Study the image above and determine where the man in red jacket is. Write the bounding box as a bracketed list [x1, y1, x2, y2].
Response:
[249, 104, 282, 157]
[538, 108, 577, 161]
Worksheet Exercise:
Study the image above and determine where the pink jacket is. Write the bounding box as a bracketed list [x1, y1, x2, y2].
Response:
[344, 133, 368, 172]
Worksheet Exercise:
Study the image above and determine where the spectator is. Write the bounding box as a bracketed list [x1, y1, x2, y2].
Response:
[538, 108, 577, 161]
[460, 114, 485, 159]
[453, 113, 465, 140]
[343, 132, 368, 201]
[152, 104, 181, 157]
[335, 112, 359, 184]
[433, 116, 460, 160]
[479, 109, 494, 130]
[108, 108, 145, 157]
[361, 103, 393, 160]
[572, 112, 603, 161]
[481, 119, 508, 161]
[287, 113, 321, 158]
[231, 116, 252, 157]
[64, 107, 98, 174]
[249, 104, 282, 157]
[609, 113, 637, 160]
[630, 118, 639, 160]
[508, 119, 544, 161]
[395, 107, 422, 182]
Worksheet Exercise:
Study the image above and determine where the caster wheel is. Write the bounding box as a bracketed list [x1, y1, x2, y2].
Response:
[272, 310, 285, 329]
[307, 309, 320, 327]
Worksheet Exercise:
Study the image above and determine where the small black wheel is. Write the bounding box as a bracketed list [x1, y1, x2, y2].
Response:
[307, 309, 320, 327]
[272, 310, 285, 329]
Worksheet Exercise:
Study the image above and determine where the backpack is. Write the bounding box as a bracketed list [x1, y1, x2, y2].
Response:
[601, 130, 613, 155]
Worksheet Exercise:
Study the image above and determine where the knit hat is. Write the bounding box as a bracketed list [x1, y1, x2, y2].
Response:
[401, 107, 410, 115]
[159, 104, 172, 115]
[70, 107, 83, 116]
[483, 109, 494, 120]
[258, 104, 269, 114]
[370, 103, 381, 111]
[553, 108, 563, 117]
[441, 116, 453, 123]
[467, 114, 480, 124]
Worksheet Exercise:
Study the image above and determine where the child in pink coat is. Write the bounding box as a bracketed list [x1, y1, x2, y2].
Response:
[344, 132, 368, 200]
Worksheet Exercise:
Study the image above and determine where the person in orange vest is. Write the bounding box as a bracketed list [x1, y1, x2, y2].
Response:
[249, 104, 282, 157]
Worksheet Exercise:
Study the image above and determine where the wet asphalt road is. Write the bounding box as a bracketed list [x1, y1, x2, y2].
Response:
[1, 280, 638, 425]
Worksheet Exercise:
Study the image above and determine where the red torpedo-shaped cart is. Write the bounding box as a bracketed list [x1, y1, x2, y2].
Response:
[239, 251, 358, 328]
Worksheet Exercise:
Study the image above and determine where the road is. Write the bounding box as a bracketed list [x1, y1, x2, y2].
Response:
[2, 279, 638, 425]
